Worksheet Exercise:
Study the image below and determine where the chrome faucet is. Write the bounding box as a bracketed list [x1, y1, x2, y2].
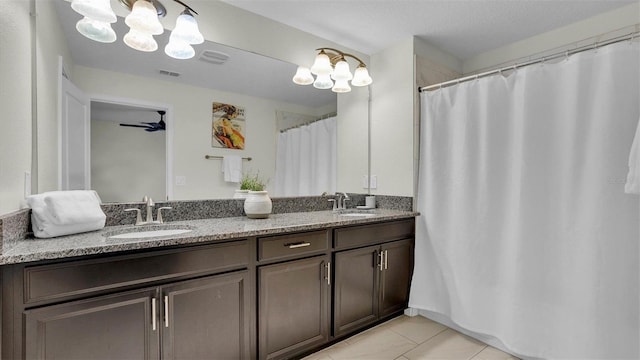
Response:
[125, 196, 172, 225]
[329, 192, 350, 211]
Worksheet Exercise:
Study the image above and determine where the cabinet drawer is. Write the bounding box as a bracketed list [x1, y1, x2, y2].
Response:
[24, 240, 249, 305]
[334, 220, 415, 250]
[259, 230, 329, 261]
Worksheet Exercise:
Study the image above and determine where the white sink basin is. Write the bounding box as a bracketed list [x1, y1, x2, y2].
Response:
[109, 229, 192, 239]
[339, 213, 376, 218]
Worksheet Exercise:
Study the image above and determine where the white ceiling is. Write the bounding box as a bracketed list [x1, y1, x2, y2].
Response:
[221, 0, 636, 59]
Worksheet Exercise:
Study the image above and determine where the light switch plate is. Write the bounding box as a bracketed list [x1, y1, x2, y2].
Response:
[175, 176, 186, 186]
[370, 175, 378, 189]
[362, 175, 369, 188]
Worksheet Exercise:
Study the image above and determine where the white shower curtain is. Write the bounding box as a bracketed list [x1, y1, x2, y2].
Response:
[410, 41, 639, 359]
[275, 117, 337, 197]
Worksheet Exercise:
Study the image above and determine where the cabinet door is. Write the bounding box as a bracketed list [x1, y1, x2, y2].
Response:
[379, 239, 414, 318]
[259, 255, 330, 360]
[24, 288, 159, 360]
[333, 245, 379, 337]
[161, 271, 251, 360]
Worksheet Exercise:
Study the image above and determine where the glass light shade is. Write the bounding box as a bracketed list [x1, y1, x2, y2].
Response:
[76, 17, 116, 43]
[71, 0, 116, 23]
[313, 73, 333, 90]
[310, 52, 333, 75]
[164, 37, 195, 59]
[332, 79, 351, 93]
[170, 11, 204, 44]
[331, 60, 353, 81]
[125, 0, 164, 35]
[351, 66, 373, 86]
[292, 66, 314, 85]
[123, 28, 158, 52]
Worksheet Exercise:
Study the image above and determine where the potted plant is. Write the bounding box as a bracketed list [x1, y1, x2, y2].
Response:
[239, 172, 272, 218]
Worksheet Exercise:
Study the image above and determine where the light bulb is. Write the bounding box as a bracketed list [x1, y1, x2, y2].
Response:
[124, 28, 158, 52]
[170, 10, 204, 44]
[125, 0, 164, 35]
[351, 66, 373, 86]
[331, 60, 353, 81]
[313, 73, 333, 90]
[310, 51, 332, 75]
[76, 17, 116, 43]
[332, 79, 351, 93]
[165, 36, 195, 59]
[292, 66, 314, 85]
[71, 0, 116, 23]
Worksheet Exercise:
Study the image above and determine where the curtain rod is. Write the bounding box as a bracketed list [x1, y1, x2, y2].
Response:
[279, 111, 337, 133]
[419, 27, 640, 92]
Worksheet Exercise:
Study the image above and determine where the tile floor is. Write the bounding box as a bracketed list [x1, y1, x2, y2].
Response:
[303, 315, 519, 360]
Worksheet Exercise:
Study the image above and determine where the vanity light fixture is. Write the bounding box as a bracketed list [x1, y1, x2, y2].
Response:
[293, 48, 372, 93]
[69, 0, 204, 59]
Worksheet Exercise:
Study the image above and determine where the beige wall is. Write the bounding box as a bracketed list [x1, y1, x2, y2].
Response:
[0, 0, 32, 214]
[73, 65, 327, 200]
[35, 0, 73, 194]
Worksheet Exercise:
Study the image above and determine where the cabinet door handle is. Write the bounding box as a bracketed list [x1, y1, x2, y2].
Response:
[164, 295, 169, 328]
[384, 250, 389, 270]
[378, 251, 384, 271]
[151, 298, 157, 331]
[326, 262, 331, 286]
[285, 242, 311, 249]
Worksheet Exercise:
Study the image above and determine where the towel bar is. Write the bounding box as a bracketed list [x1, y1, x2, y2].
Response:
[205, 155, 252, 161]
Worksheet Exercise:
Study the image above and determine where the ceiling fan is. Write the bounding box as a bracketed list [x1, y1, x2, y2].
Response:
[119, 110, 166, 132]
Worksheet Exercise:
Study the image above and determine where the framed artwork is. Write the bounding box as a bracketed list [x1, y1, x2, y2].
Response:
[212, 102, 245, 149]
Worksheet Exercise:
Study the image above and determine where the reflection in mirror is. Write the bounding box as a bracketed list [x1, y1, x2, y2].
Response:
[91, 101, 166, 203]
[36, 0, 339, 202]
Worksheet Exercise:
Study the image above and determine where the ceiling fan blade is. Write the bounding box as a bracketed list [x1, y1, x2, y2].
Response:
[120, 124, 151, 128]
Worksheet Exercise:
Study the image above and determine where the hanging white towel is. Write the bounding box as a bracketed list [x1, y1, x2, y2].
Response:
[26, 190, 106, 238]
[625, 117, 640, 194]
[222, 155, 242, 183]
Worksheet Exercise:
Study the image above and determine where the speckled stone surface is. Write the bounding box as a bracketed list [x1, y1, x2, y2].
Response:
[0, 209, 418, 265]
[0, 209, 30, 253]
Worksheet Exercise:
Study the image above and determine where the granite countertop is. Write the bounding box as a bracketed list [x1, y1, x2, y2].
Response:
[0, 209, 419, 265]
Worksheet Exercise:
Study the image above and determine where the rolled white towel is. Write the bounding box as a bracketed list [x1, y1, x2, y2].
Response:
[44, 190, 106, 225]
[26, 190, 106, 238]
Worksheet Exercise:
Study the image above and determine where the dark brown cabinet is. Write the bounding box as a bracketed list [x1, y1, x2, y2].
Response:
[333, 238, 414, 337]
[5, 218, 416, 360]
[23, 271, 250, 360]
[259, 255, 330, 360]
[161, 271, 251, 360]
[24, 288, 159, 360]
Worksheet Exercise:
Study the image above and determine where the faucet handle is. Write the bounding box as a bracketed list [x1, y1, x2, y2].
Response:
[124, 208, 143, 225]
[156, 207, 172, 224]
[328, 199, 337, 211]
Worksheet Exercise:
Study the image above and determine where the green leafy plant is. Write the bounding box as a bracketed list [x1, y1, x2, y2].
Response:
[240, 172, 267, 191]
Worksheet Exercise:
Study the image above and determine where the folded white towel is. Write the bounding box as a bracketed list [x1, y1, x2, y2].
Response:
[44, 190, 105, 225]
[26, 190, 106, 238]
[625, 117, 640, 195]
[222, 155, 243, 183]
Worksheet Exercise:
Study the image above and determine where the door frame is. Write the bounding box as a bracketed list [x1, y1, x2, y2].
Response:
[88, 94, 175, 201]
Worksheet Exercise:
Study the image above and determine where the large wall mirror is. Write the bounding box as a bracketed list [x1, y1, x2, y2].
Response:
[34, 0, 370, 203]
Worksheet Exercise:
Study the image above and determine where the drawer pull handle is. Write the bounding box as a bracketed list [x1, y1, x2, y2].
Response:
[164, 295, 169, 328]
[151, 298, 157, 331]
[285, 242, 311, 249]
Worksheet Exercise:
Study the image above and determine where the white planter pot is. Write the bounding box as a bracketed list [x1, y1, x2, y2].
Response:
[234, 189, 249, 199]
[244, 191, 272, 219]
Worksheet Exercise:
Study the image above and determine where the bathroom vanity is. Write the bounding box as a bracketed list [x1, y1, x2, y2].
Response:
[0, 210, 416, 359]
